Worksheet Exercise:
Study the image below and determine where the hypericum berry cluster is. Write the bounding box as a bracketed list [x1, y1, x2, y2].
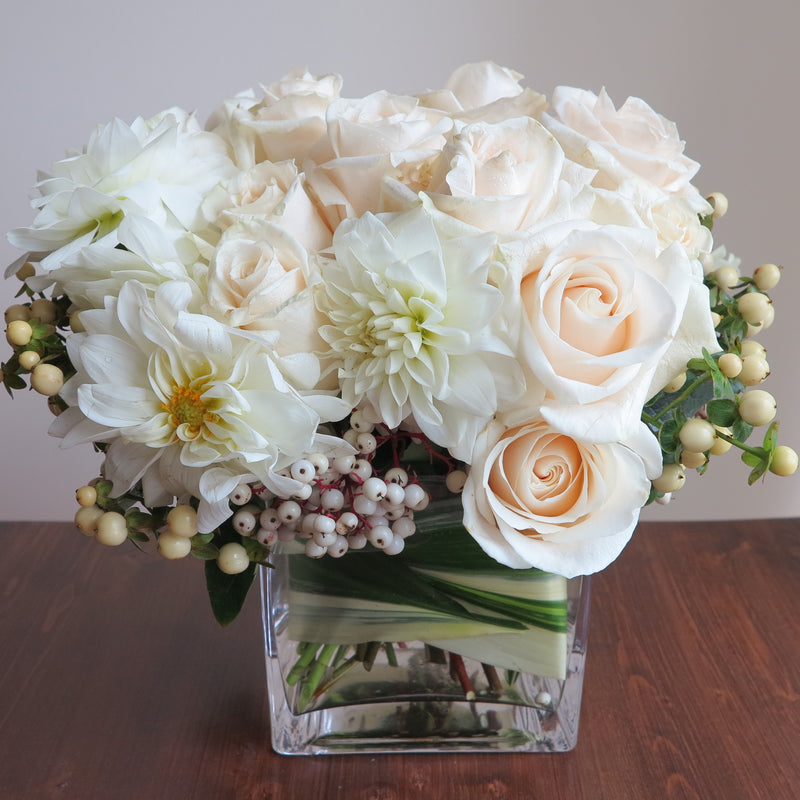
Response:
[2, 260, 74, 402]
[224, 410, 468, 561]
[240, 453, 433, 560]
[646, 195, 797, 500]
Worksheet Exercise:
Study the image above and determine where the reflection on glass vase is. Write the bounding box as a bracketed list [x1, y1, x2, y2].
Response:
[260, 518, 591, 755]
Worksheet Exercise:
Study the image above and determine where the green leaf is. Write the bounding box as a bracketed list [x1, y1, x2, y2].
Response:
[191, 541, 220, 560]
[741, 451, 762, 468]
[419, 574, 567, 633]
[763, 421, 779, 452]
[657, 418, 679, 452]
[706, 399, 738, 427]
[747, 459, 770, 485]
[204, 559, 257, 626]
[732, 418, 754, 444]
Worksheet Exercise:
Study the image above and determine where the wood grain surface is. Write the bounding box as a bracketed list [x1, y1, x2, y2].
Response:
[1, 518, 798, 800]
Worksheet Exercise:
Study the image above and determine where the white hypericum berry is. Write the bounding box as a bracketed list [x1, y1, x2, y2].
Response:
[738, 390, 777, 426]
[167, 504, 198, 538]
[383, 536, 405, 556]
[349, 409, 374, 432]
[6, 319, 33, 346]
[663, 372, 686, 394]
[367, 525, 394, 549]
[332, 455, 356, 474]
[352, 494, 377, 516]
[277, 526, 297, 542]
[18, 350, 40, 371]
[679, 418, 717, 453]
[402, 483, 425, 508]
[74, 505, 103, 536]
[343, 428, 359, 447]
[29, 298, 56, 324]
[770, 446, 799, 476]
[232, 506, 258, 535]
[740, 340, 767, 359]
[391, 517, 416, 538]
[30, 363, 64, 396]
[739, 355, 770, 386]
[259, 509, 281, 530]
[713, 266, 739, 291]
[709, 427, 733, 456]
[350, 458, 373, 481]
[4, 304, 30, 323]
[717, 353, 742, 378]
[307, 452, 329, 475]
[75, 485, 98, 508]
[753, 263, 781, 292]
[737, 292, 772, 325]
[312, 526, 337, 546]
[277, 500, 302, 523]
[383, 482, 405, 505]
[347, 531, 368, 549]
[335, 511, 359, 534]
[94, 510, 125, 543]
[707, 191, 728, 218]
[290, 483, 313, 501]
[320, 488, 345, 511]
[158, 531, 193, 560]
[356, 432, 377, 454]
[290, 459, 315, 483]
[229, 484, 252, 505]
[256, 528, 277, 546]
[313, 515, 337, 536]
[446, 470, 467, 493]
[652, 464, 686, 493]
[328, 535, 349, 558]
[217, 542, 250, 573]
[680, 450, 707, 469]
[380, 501, 405, 520]
[304, 540, 327, 558]
[362, 477, 387, 501]
[384, 467, 409, 486]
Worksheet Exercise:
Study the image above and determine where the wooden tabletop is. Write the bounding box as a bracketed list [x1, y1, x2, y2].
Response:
[1, 518, 798, 799]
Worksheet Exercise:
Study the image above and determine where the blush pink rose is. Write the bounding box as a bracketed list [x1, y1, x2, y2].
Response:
[462, 417, 661, 575]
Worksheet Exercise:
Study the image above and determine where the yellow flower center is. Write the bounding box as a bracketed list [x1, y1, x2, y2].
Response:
[163, 385, 219, 440]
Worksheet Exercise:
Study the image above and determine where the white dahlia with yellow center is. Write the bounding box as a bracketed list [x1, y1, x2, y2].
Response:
[52, 279, 349, 530]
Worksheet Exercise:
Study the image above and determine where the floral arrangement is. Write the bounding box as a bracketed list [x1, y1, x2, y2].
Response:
[3, 62, 796, 680]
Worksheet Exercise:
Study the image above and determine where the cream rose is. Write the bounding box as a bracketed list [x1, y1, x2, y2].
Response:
[417, 61, 546, 121]
[206, 220, 329, 375]
[207, 68, 342, 169]
[462, 417, 661, 575]
[303, 91, 452, 227]
[207, 160, 332, 252]
[541, 87, 707, 209]
[426, 117, 593, 232]
[514, 223, 693, 441]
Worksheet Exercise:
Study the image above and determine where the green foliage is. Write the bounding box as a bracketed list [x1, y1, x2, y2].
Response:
[204, 559, 258, 626]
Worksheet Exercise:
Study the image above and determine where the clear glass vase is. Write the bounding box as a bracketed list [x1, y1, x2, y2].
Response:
[259, 531, 591, 755]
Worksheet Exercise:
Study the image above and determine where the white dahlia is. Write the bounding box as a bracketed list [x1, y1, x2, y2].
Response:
[317, 206, 524, 462]
[51, 280, 349, 530]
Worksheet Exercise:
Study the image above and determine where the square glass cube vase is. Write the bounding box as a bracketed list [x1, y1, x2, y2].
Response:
[260, 551, 590, 755]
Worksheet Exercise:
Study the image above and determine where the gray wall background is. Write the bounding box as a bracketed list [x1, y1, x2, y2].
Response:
[1, 0, 798, 522]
